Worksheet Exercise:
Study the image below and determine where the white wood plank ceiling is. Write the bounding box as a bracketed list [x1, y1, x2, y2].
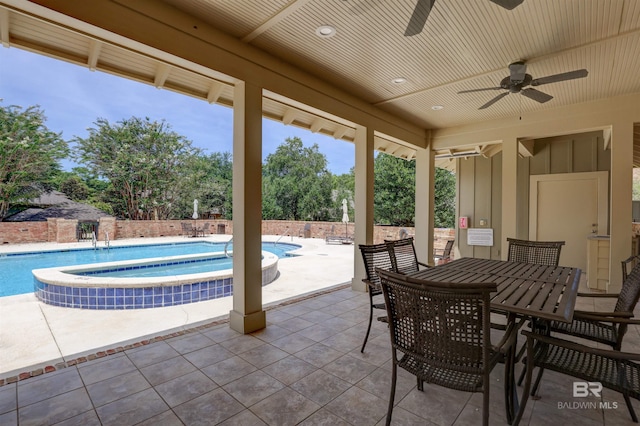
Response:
[2, 0, 640, 166]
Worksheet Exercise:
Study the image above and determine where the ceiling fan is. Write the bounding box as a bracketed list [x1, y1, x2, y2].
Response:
[457, 61, 589, 109]
[405, 0, 524, 36]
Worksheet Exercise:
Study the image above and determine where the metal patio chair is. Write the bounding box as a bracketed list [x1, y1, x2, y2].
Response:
[377, 268, 517, 426]
[385, 237, 430, 274]
[506, 238, 565, 266]
[358, 242, 395, 353]
[519, 260, 640, 397]
[433, 239, 455, 264]
[519, 330, 640, 423]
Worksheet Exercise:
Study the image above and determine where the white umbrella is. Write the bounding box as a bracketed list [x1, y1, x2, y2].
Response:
[192, 199, 199, 220]
[342, 199, 349, 237]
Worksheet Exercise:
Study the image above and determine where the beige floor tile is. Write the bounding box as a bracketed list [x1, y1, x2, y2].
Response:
[251, 388, 321, 425]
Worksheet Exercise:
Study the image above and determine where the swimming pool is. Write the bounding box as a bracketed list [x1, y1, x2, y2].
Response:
[0, 241, 300, 297]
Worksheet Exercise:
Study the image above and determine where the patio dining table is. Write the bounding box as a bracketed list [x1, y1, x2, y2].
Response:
[407, 257, 582, 424]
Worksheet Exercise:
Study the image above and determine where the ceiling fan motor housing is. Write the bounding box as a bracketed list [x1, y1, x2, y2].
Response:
[500, 73, 532, 93]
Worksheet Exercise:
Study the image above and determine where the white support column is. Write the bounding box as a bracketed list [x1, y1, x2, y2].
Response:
[414, 146, 435, 265]
[230, 81, 266, 333]
[352, 125, 375, 291]
[609, 120, 633, 293]
[501, 135, 518, 259]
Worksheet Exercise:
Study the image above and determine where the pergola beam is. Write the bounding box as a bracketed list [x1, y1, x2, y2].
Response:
[0, 8, 9, 47]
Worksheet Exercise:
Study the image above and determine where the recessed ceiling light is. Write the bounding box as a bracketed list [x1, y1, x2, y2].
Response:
[391, 77, 407, 84]
[431, 105, 444, 111]
[316, 25, 336, 38]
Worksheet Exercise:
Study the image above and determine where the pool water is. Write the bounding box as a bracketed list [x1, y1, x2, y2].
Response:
[0, 241, 299, 297]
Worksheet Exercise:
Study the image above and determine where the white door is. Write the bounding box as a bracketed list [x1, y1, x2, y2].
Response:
[529, 172, 608, 270]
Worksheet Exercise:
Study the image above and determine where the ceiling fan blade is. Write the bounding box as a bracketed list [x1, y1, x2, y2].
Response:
[531, 69, 588, 86]
[489, 0, 525, 10]
[479, 92, 509, 109]
[404, 0, 435, 36]
[521, 88, 553, 103]
[458, 87, 502, 94]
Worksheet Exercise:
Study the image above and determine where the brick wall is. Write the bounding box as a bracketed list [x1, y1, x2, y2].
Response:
[0, 218, 455, 249]
[0, 222, 48, 245]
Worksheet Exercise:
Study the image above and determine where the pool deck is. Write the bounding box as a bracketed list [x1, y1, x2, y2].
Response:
[0, 236, 355, 380]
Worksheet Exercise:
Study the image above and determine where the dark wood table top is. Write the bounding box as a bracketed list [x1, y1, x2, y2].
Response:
[408, 257, 581, 323]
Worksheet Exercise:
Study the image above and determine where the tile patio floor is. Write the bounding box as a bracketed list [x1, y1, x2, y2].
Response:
[1, 285, 638, 425]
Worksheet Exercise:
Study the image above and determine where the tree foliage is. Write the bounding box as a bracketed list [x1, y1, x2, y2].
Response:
[374, 153, 416, 226]
[74, 117, 201, 220]
[173, 152, 233, 219]
[0, 104, 67, 220]
[434, 167, 456, 228]
[262, 137, 333, 220]
[373, 153, 456, 228]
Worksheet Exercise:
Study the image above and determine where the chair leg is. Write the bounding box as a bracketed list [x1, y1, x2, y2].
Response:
[361, 292, 374, 353]
[623, 393, 638, 423]
[386, 361, 398, 426]
[531, 367, 545, 396]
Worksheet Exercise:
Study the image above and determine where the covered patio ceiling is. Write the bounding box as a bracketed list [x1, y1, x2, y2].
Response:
[3, 0, 639, 168]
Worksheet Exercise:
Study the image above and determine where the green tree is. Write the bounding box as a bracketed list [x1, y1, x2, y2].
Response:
[262, 137, 333, 220]
[74, 116, 200, 220]
[0, 104, 68, 220]
[174, 152, 233, 219]
[434, 167, 456, 228]
[374, 153, 416, 226]
[59, 175, 89, 201]
[373, 153, 456, 228]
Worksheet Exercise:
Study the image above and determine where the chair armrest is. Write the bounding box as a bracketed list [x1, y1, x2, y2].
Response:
[572, 312, 640, 323]
[573, 310, 633, 318]
[576, 292, 619, 298]
[522, 330, 640, 361]
[493, 318, 521, 353]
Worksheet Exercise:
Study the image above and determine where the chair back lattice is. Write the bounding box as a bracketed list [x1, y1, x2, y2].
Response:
[506, 238, 565, 267]
[622, 255, 640, 281]
[615, 260, 640, 314]
[377, 269, 496, 392]
[358, 243, 395, 293]
[385, 237, 420, 274]
[443, 239, 455, 256]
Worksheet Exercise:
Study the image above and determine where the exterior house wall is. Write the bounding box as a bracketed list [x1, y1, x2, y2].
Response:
[456, 131, 610, 260]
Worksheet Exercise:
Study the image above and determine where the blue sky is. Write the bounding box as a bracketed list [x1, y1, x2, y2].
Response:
[0, 47, 355, 175]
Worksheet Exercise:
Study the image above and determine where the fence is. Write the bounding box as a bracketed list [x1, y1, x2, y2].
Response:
[0, 217, 454, 250]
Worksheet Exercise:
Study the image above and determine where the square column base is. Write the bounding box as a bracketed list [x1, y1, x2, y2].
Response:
[229, 309, 266, 334]
[351, 277, 366, 292]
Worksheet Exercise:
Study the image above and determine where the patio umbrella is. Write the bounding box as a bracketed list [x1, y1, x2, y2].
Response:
[192, 199, 199, 220]
[342, 199, 349, 237]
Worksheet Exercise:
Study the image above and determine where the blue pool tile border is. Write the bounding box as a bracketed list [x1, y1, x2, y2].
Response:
[34, 278, 234, 309]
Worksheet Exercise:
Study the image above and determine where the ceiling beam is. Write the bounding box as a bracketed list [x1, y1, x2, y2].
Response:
[241, 0, 312, 43]
[154, 63, 170, 88]
[206, 80, 224, 103]
[282, 109, 297, 125]
[0, 8, 9, 47]
[87, 39, 102, 70]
